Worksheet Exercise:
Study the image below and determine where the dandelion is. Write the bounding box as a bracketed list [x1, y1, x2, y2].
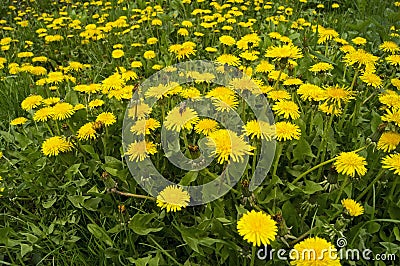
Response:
[164, 106, 199, 132]
[382, 153, 400, 175]
[385, 54, 400, 66]
[112, 49, 124, 58]
[34, 107, 54, 122]
[207, 129, 254, 164]
[324, 85, 354, 108]
[125, 140, 157, 162]
[291, 237, 341, 265]
[255, 61, 275, 73]
[342, 198, 364, 216]
[88, 99, 105, 108]
[352, 37, 367, 45]
[272, 100, 300, 119]
[130, 118, 160, 135]
[265, 44, 303, 60]
[309, 62, 334, 72]
[52, 102, 75, 120]
[10, 117, 28, 126]
[237, 210, 277, 247]
[360, 72, 382, 88]
[156, 185, 190, 212]
[42, 136, 73, 156]
[379, 41, 400, 54]
[391, 78, 400, 89]
[216, 54, 241, 66]
[382, 109, 400, 126]
[219, 35, 236, 46]
[267, 90, 291, 101]
[243, 120, 275, 140]
[275, 121, 301, 141]
[96, 112, 116, 126]
[143, 50, 156, 59]
[379, 91, 400, 110]
[334, 151, 367, 177]
[194, 118, 219, 136]
[77, 122, 97, 140]
[21, 95, 43, 110]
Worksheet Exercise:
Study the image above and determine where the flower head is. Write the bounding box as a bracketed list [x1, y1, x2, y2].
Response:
[275, 121, 301, 141]
[10, 117, 28, 126]
[52, 102, 75, 120]
[265, 44, 303, 60]
[237, 210, 277, 247]
[382, 153, 400, 175]
[156, 185, 190, 212]
[291, 237, 341, 265]
[77, 122, 97, 141]
[334, 151, 367, 177]
[272, 100, 300, 119]
[21, 95, 43, 110]
[206, 129, 254, 164]
[96, 112, 116, 126]
[125, 140, 157, 162]
[164, 106, 199, 132]
[194, 118, 219, 136]
[377, 132, 400, 152]
[42, 136, 73, 156]
[341, 198, 364, 216]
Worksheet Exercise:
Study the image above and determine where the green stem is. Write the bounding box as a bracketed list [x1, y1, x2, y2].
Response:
[272, 142, 283, 178]
[250, 246, 256, 266]
[356, 170, 385, 201]
[316, 111, 335, 177]
[335, 175, 349, 204]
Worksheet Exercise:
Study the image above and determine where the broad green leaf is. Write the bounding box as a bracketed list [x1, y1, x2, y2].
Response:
[87, 223, 113, 247]
[20, 243, 32, 258]
[179, 171, 198, 186]
[304, 180, 323, 194]
[293, 137, 315, 161]
[129, 213, 163, 235]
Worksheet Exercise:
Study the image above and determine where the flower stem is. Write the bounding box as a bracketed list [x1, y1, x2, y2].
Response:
[110, 188, 155, 201]
[335, 175, 349, 204]
[250, 246, 256, 266]
[356, 170, 385, 201]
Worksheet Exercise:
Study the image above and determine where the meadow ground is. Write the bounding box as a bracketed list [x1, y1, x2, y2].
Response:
[0, 0, 400, 265]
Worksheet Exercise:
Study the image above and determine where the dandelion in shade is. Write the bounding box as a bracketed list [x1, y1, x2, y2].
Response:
[341, 198, 364, 216]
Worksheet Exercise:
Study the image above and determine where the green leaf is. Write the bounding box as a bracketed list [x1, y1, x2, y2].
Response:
[179, 171, 198, 186]
[367, 222, 381, 234]
[20, 243, 33, 258]
[128, 213, 163, 235]
[304, 180, 323, 194]
[83, 197, 102, 211]
[293, 137, 315, 161]
[80, 145, 100, 160]
[65, 90, 79, 105]
[87, 223, 113, 247]
[67, 195, 90, 208]
[42, 196, 57, 208]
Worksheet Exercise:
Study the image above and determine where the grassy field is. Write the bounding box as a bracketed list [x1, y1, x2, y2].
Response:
[0, 0, 399, 265]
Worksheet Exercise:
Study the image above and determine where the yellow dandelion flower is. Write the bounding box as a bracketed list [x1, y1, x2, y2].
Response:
[360, 72, 382, 88]
[130, 118, 160, 135]
[41, 136, 73, 156]
[324, 85, 354, 108]
[96, 112, 116, 126]
[275, 121, 301, 141]
[272, 100, 300, 119]
[33, 107, 54, 122]
[216, 54, 241, 66]
[156, 185, 190, 212]
[352, 37, 367, 45]
[379, 41, 400, 54]
[265, 44, 303, 60]
[128, 102, 152, 120]
[334, 151, 367, 177]
[10, 117, 28, 126]
[377, 132, 400, 152]
[219, 35, 236, 46]
[21, 95, 43, 110]
[243, 120, 275, 140]
[255, 60, 275, 73]
[382, 153, 400, 175]
[237, 210, 277, 247]
[267, 90, 291, 101]
[77, 122, 97, 141]
[88, 99, 105, 108]
[379, 90, 400, 110]
[291, 237, 341, 265]
[382, 109, 400, 126]
[194, 118, 219, 136]
[342, 198, 364, 216]
[386, 54, 400, 66]
[164, 106, 199, 132]
[309, 62, 334, 72]
[206, 129, 254, 164]
[52, 102, 75, 120]
[143, 50, 156, 59]
[125, 140, 157, 162]
[319, 102, 342, 116]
